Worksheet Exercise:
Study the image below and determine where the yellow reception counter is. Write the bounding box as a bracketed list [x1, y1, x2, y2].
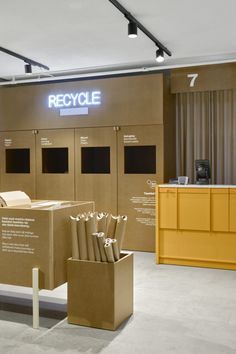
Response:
[156, 185, 236, 270]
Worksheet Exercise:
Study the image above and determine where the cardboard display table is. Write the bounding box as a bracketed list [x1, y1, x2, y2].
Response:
[0, 200, 94, 289]
[0, 200, 94, 328]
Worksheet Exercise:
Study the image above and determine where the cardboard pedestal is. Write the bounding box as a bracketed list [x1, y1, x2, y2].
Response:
[67, 252, 133, 330]
[0, 200, 94, 290]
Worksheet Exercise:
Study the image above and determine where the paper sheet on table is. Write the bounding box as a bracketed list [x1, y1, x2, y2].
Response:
[0, 191, 31, 207]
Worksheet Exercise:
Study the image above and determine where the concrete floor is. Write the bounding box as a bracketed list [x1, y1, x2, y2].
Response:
[0, 252, 236, 354]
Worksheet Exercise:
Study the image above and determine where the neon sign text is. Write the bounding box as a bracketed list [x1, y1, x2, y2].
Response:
[48, 91, 101, 108]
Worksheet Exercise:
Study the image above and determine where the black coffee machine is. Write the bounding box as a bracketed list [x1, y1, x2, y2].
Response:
[195, 159, 211, 184]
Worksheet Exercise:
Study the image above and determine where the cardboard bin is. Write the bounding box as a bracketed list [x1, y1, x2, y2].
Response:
[67, 252, 133, 330]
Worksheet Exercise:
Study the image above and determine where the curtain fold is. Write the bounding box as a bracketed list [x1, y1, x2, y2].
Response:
[176, 90, 236, 184]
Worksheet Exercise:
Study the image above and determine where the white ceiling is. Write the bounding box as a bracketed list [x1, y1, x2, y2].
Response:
[1, 0, 236, 81]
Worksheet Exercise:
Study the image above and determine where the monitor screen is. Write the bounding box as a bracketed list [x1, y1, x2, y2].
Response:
[81, 147, 110, 174]
[6, 148, 30, 173]
[124, 145, 156, 174]
[42, 147, 69, 173]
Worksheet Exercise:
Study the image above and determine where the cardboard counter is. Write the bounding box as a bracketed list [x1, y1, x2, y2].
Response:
[156, 185, 236, 270]
[67, 252, 133, 330]
[0, 200, 94, 290]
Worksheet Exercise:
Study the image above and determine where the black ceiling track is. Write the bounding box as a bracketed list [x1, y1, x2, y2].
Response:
[108, 0, 171, 57]
[0, 46, 50, 70]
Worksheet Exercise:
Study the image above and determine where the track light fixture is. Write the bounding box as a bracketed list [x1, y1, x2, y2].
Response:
[128, 21, 137, 38]
[108, 0, 171, 61]
[156, 49, 164, 63]
[24, 63, 32, 74]
[0, 46, 49, 74]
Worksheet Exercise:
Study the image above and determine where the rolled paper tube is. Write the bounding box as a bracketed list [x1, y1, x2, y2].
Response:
[111, 239, 120, 261]
[104, 213, 111, 237]
[104, 243, 115, 263]
[115, 215, 127, 252]
[77, 216, 88, 260]
[97, 232, 107, 262]
[85, 216, 96, 261]
[105, 238, 112, 244]
[90, 212, 98, 230]
[106, 215, 119, 238]
[93, 211, 99, 219]
[70, 216, 79, 260]
[97, 214, 107, 234]
[92, 233, 101, 262]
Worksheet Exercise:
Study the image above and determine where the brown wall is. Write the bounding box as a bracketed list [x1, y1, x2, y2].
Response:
[163, 75, 176, 181]
[0, 74, 164, 131]
[0, 72, 175, 253]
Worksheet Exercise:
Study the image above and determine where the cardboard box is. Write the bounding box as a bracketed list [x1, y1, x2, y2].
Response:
[67, 252, 133, 330]
[0, 200, 94, 289]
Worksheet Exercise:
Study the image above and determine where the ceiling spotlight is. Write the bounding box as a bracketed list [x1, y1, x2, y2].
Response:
[24, 63, 32, 74]
[156, 49, 164, 63]
[128, 21, 137, 38]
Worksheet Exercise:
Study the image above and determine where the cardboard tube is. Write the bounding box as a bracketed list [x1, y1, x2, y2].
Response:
[111, 239, 120, 261]
[70, 216, 79, 260]
[107, 215, 118, 238]
[92, 233, 101, 262]
[115, 215, 127, 252]
[97, 213, 107, 234]
[97, 232, 107, 262]
[77, 215, 88, 260]
[93, 211, 99, 219]
[85, 216, 96, 261]
[91, 212, 98, 230]
[104, 213, 111, 237]
[104, 243, 115, 263]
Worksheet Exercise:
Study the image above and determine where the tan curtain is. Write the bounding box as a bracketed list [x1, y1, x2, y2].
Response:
[176, 90, 236, 184]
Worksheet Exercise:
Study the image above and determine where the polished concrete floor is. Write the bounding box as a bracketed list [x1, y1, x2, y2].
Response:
[0, 252, 236, 354]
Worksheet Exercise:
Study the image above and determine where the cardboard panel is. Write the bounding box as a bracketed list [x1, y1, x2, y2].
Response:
[0, 207, 52, 288]
[0, 131, 36, 198]
[211, 189, 229, 232]
[75, 127, 117, 214]
[178, 189, 210, 231]
[0, 74, 164, 131]
[36, 129, 75, 200]
[118, 125, 163, 252]
[159, 229, 217, 261]
[230, 190, 236, 232]
[216, 232, 236, 262]
[171, 63, 236, 93]
[0, 201, 94, 289]
[159, 187, 177, 229]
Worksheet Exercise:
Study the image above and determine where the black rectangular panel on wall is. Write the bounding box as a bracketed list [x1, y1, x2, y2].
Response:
[42, 147, 69, 173]
[6, 148, 30, 173]
[75, 127, 117, 213]
[36, 129, 75, 200]
[124, 146, 156, 174]
[81, 147, 110, 174]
